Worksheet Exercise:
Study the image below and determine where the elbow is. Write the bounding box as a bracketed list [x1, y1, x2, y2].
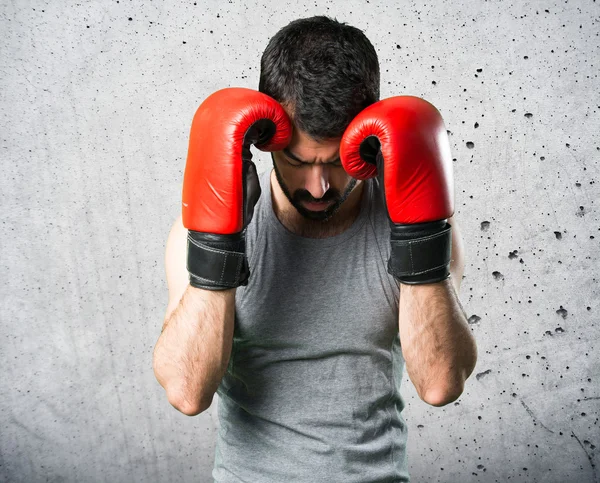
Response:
[422, 385, 463, 407]
[422, 346, 477, 408]
[168, 390, 214, 417]
[153, 349, 213, 416]
[153, 365, 213, 416]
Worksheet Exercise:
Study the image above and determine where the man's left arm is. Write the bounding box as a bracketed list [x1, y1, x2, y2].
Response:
[339, 96, 478, 407]
[398, 214, 478, 407]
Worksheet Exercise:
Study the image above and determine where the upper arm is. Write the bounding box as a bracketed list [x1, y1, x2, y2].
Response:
[164, 213, 190, 322]
[446, 215, 465, 292]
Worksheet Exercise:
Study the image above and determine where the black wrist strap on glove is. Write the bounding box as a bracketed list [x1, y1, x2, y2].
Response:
[388, 220, 452, 285]
[186, 231, 250, 290]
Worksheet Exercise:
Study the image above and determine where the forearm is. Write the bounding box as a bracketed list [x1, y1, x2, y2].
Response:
[398, 276, 477, 405]
[153, 285, 236, 415]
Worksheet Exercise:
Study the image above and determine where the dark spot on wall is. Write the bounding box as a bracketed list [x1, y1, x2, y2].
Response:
[476, 369, 491, 381]
[524, 113, 533, 118]
[492, 271, 504, 280]
[466, 141, 475, 149]
[480, 221, 490, 231]
[468, 314, 481, 325]
[554, 231, 562, 240]
[509, 250, 518, 259]
[556, 306, 568, 319]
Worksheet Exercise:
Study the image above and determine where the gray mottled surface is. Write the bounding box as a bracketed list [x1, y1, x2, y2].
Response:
[1, 0, 598, 482]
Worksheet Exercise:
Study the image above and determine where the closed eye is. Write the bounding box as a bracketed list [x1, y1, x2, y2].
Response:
[284, 156, 303, 168]
[284, 154, 342, 168]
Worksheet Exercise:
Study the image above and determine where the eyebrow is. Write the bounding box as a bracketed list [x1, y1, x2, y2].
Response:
[282, 148, 340, 165]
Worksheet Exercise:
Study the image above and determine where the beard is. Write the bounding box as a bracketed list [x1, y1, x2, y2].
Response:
[271, 154, 358, 222]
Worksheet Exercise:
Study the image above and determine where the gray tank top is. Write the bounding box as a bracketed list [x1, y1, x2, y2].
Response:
[213, 169, 410, 482]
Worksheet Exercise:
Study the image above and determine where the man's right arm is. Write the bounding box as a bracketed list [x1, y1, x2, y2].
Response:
[152, 214, 236, 416]
[154, 88, 291, 416]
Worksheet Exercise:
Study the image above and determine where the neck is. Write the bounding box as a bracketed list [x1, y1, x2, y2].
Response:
[270, 170, 365, 239]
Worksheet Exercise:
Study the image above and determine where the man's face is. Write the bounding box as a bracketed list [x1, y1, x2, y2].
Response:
[271, 127, 357, 222]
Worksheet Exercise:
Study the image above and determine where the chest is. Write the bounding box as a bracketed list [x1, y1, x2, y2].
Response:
[234, 229, 400, 359]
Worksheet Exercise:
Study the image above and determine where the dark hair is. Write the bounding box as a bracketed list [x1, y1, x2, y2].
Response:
[258, 16, 380, 141]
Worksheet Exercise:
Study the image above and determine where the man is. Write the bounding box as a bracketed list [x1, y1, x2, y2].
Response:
[153, 16, 477, 482]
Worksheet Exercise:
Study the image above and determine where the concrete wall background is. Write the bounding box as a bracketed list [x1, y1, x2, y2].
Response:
[1, 0, 598, 482]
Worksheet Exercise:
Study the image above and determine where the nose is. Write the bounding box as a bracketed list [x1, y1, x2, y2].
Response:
[304, 164, 330, 200]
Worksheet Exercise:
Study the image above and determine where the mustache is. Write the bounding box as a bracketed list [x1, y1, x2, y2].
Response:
[292, 189, 340, 204]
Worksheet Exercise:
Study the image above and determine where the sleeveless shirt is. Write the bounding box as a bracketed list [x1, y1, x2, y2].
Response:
[213, 169, 410, 482]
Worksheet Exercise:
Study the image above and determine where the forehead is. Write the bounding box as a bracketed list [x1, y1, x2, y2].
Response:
[288, 125, 341, 150]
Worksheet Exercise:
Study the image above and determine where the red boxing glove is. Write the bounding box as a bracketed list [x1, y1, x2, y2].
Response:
[340, 96, 454, 284]
[182, 87, 292, 290]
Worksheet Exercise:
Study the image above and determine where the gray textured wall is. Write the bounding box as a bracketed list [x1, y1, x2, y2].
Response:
[1, 0, 598, 482]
